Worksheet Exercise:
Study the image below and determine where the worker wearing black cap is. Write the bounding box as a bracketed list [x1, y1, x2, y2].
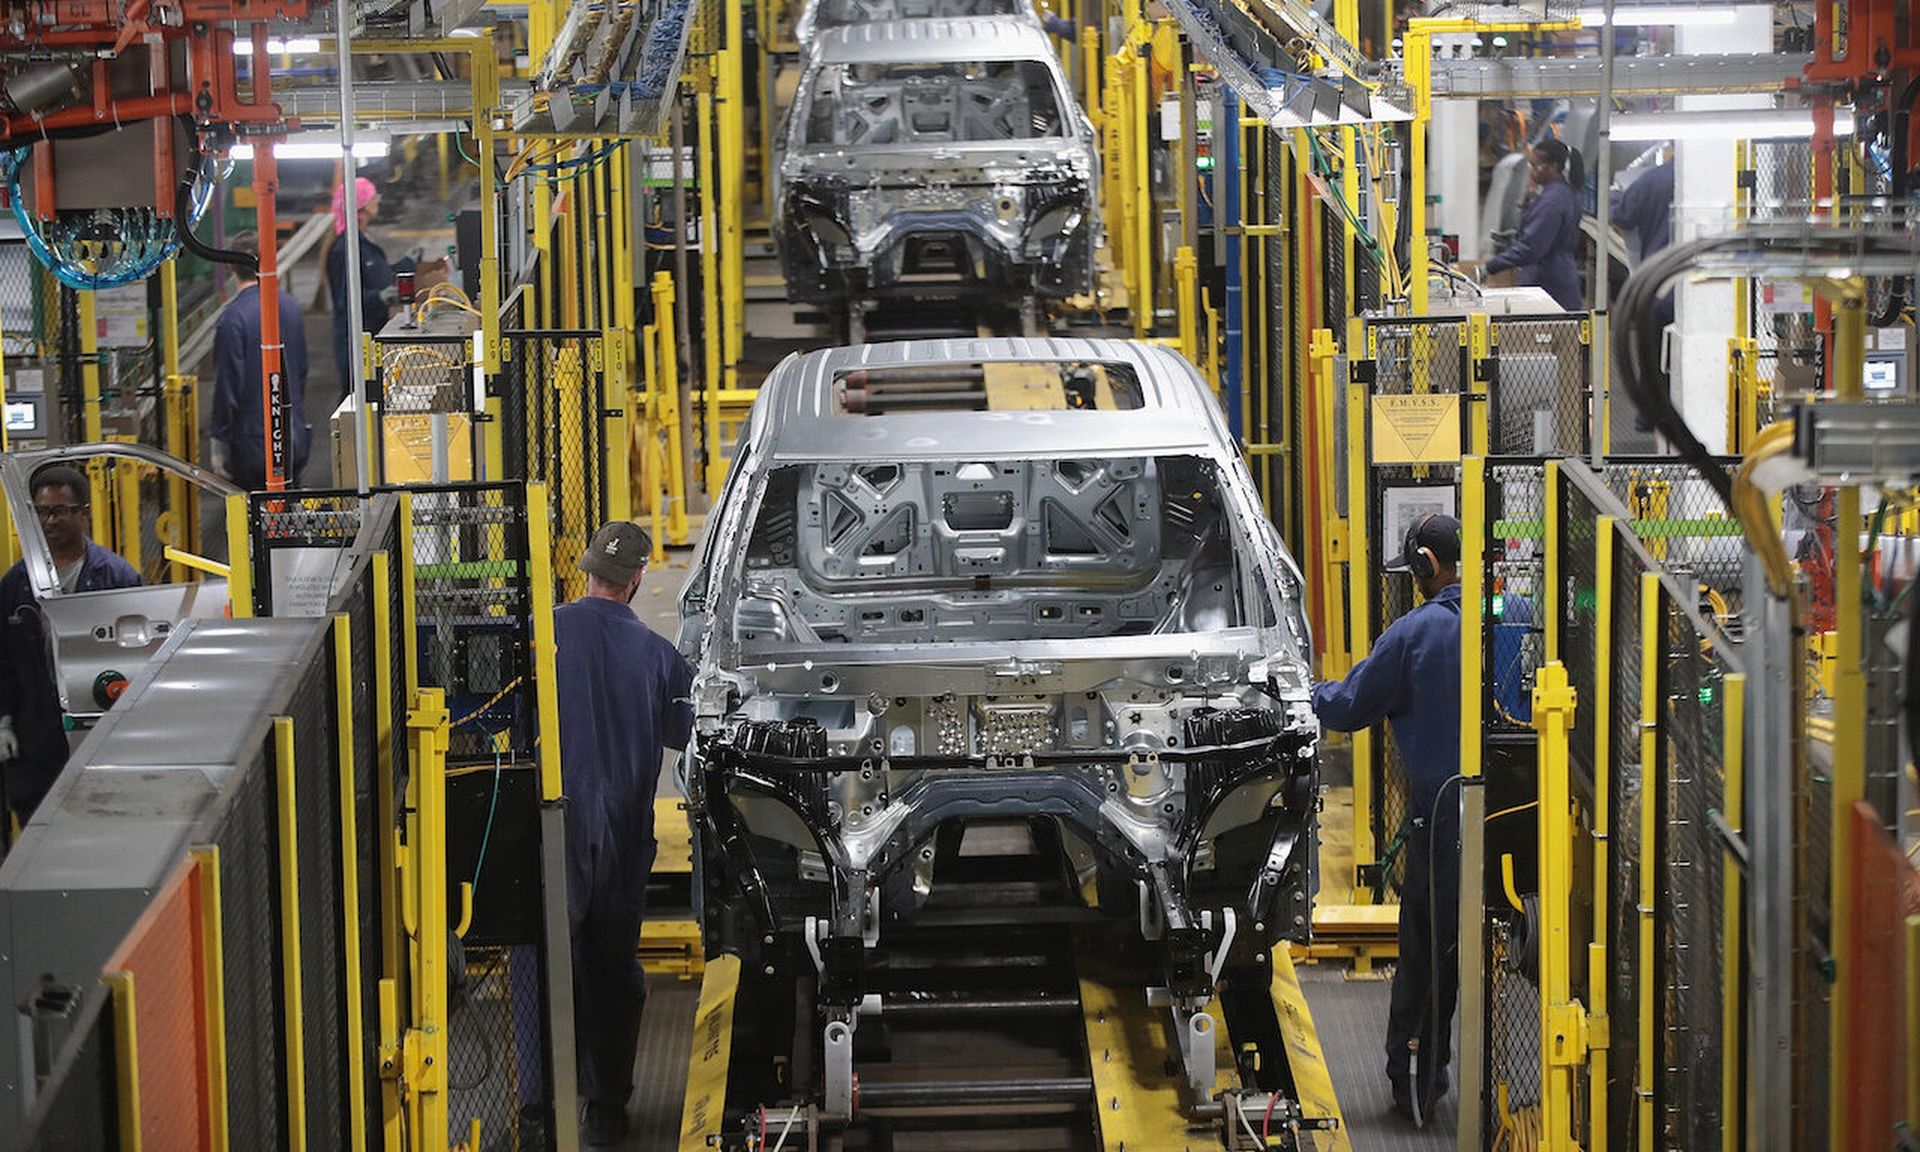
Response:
[1310, 513, 1463, 1126]
[554, 521, 694, 1147]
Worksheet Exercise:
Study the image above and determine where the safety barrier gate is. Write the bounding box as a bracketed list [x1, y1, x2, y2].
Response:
[18, 480, 574, 1152]
[1459, 456, 1750, 1152]
[1334, 311, 1592, 905]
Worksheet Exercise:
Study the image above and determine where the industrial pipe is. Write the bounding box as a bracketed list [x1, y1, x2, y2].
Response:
[856, 1076, 1093, 1110]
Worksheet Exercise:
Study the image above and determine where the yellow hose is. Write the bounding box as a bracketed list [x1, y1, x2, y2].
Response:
[1731, 420, 1799, 599]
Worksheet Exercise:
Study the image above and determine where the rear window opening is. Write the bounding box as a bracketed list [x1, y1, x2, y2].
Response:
[805, 60, 1066, 146]
[836, 361, 1145, 415]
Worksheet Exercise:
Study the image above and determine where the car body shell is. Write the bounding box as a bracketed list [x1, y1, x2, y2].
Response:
[776, 18, 1099, 308]
[676, 340, 1320, 1088]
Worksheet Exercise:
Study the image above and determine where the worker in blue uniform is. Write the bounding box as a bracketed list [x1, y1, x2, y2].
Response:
[554, 521, 694, 1148]
[1485, 139, 1585, 310]
[1311, 513, 1462, 1126]
[0, 465, 141, 827]
[211, 230, 311, 489]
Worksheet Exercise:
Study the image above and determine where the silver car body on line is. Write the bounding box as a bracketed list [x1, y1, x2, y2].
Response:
[677, 338, 1319, 1116]
[776, 18, 1098, 311]
[793, 0, 1040, 53]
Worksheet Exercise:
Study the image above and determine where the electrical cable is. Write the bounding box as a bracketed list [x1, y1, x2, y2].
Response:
[1413, 772, 1466, 1129]
[467, 742, 506, 911]
[767, 1106, 802, 1152]
[1260, 1087, 1281, 1146]
[1612, 228, 1917, 516]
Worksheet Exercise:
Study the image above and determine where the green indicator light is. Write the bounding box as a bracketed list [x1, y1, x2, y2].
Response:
[1196, 156, 1215, 171]
[1491, 594, 1504, 620]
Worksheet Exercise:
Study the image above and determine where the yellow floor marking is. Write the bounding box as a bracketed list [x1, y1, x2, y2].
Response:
[1271, 950, 1354, 1151]
[654, 796, 693, 875]
[678, 954, 741, 1152]
[1078, 932, 1234, 1152]
[639, 919, 704, 981]
[1318, 785, 1357, 906]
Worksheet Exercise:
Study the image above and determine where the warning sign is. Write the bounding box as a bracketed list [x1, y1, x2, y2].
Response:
[1371, 393, 1462, 465]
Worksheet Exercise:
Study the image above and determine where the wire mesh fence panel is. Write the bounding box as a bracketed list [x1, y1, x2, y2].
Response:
[1323, 202, 1347, 335]
[373, 336, 481, 485]
[498, 332, 607, 603]
[208, 750, 288, 1151]
[1597, 459, 1744, 599]
[406, 483, 558, 1150]
[1363, 318, 1467, 896]
[282, 655, 352, 1150]
[249, 490, 366, 616]
[1864, 610, 1905, 831]
[1487, 317, 1589, 457]
[1657, 589, 1727, 1151]
[1606, 534, 1649, 1147]
[408, 484, 541, 765]
[1486, 463, 1547, 730]
[1485, 915, 1542, 1147]
[1558, 477, 1603, 797]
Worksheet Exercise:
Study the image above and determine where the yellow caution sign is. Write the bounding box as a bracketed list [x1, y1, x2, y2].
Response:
[1370, 394, 1462, 465]
[678, 953, 741, 1152]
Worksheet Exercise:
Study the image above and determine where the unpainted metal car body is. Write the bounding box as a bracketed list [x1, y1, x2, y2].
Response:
[776, 18, 1098, 316]
[792, 0, 1039, 53]
[677, 339, 1319, 1118]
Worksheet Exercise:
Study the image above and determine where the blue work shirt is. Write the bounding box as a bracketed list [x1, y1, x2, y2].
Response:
[327, 233, 396, 396]
[1609, 162, 1677, 327]
[1312, 583, 1461, 817]
[212, 282, 311, 489]
[1486, 178, 1583, 311]
[553, 596, 695, 912]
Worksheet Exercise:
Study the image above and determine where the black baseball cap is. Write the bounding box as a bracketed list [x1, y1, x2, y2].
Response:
[1385, 513, 1461, 573]
[578, 521, 652, 584]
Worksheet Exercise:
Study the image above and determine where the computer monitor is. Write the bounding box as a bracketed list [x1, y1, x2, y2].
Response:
[3, 392, 42, 439]
[1864, 352, 1906, 394]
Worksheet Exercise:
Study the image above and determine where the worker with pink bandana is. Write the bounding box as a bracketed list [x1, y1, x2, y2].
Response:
[325, 176, 399, 397]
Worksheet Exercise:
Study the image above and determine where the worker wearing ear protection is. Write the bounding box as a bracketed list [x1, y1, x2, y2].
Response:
[1310, 513, 1463, 1126]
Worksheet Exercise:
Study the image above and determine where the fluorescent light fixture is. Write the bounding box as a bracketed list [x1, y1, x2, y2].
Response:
[232, 132, 392, 160]
[1611, 107, 1856, 141]
[1578, 5, 1740, 26]
[232, 37, 322, 55]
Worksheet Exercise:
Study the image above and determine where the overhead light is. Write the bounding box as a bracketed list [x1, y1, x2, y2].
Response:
[1610, 107, 1856, 141]
[233, 37, 322, 55]
[232, 132, 392, 160]
[1577, 5, 1741, 26]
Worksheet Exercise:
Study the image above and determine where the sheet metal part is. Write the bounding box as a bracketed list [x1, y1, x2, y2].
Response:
[1162, 0, 1414, 129]
[510, 0, 700, 137]
[1429, 52, 1811, 98]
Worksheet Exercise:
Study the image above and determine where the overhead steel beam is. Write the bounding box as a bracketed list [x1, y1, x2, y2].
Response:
[1430, 52, 1809, 98]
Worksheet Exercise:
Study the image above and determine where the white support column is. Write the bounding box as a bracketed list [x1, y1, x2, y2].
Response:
[1671, 5, 1771, 454]
[1433, 98, 1483, 261]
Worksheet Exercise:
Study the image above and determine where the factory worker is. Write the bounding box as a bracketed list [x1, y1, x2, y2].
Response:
[554, 521, 694, 1147]
[1485, 139, 1585, 310]
[1309, 513, 1463, 1127]
[326, 176, 397, 398]
[211, 229, 311, 489]
[0, 465, 141, 828]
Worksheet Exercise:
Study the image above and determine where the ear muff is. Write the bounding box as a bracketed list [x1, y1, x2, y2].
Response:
[1406, 514, 1437, 581]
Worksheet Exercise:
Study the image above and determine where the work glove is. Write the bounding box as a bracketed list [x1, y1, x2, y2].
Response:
[0, 716, 17, 762]
[209, 438, 230, 479]
[378, 284, 400, 306]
